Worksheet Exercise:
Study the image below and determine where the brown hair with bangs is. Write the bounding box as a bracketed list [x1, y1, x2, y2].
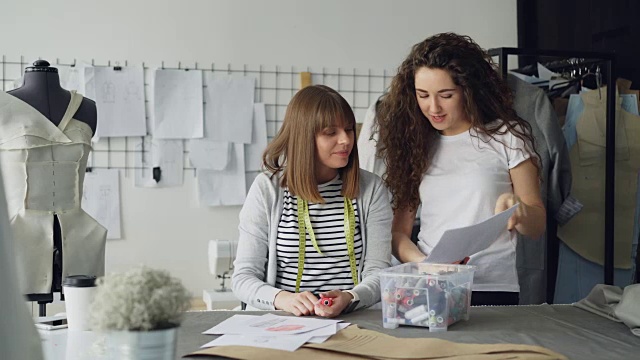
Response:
[263, 84, 360, 203]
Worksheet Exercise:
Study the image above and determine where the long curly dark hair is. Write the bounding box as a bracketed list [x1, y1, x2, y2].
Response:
[377, 32, 540, 211]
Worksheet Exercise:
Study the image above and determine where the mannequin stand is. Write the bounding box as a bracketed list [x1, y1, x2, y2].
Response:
[26, 215, 64, 316]
[26, 294, 53, 317]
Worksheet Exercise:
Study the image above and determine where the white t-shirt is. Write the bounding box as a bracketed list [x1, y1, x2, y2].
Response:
[417, 124, 530, 292]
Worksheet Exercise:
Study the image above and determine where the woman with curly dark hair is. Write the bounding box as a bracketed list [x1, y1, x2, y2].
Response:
[377, 33, 546, 306]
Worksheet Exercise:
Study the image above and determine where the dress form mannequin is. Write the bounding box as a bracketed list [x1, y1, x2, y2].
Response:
[0, 164, 43, 360]
[5, 60, 99, 315]
[8, 60, 97, 132]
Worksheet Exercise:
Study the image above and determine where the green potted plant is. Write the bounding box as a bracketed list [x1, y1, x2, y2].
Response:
[91, 266, 191, 359]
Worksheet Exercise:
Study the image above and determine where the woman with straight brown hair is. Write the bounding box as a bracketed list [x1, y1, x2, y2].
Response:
[232, 85, 392, 318]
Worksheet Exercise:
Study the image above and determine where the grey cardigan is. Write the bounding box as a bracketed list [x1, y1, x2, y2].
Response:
[231, 169, 392, 311]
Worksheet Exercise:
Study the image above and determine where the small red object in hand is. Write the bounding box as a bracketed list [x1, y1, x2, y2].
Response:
[320, 295, 333, 306]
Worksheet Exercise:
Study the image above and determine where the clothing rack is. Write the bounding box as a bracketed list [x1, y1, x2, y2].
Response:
[488, 48, 616, 289]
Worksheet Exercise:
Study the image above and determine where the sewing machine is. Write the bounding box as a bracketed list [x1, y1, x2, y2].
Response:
[202, 239, 240, 310]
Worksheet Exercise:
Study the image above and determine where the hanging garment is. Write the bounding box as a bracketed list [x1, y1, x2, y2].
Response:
[0, 90, 107, 295]
[563, 93, 639, 150]
[507, 75, 574, 305]
[555, 241, 637, 303]
[558, 87, 640, 269]
[357, 99, 386, 179]
[555, 89, 639, 303]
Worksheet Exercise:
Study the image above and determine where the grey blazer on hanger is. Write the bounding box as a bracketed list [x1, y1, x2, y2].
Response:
[508, 74, 573, 305]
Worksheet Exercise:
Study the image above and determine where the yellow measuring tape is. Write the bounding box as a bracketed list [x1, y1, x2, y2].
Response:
[295, 196, 358, 293]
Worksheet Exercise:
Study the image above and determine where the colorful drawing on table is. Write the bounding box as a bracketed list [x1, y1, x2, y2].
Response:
[205, 313, 342, 336]
[266, 324, 305, 332]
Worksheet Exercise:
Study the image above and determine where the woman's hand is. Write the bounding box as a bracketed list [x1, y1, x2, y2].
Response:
[495, 193, 526, 231]
[392, 207, 427, 262]
[273, 291, 318, 316]
[452, 256, 470, 265]
[313, 290, 353, 318]
[500, 159, 546, 238]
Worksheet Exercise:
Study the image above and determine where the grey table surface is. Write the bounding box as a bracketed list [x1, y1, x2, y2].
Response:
[177, 304, 640, 360]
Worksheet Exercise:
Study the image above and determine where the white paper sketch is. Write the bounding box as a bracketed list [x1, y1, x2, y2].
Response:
[244, 103, 267, 171]
[58, 62, 93, 97]
[203, 313, 340, 336]
[425, 204, 519, 264]
[241, 313, 340, 336]
[135, 139, 184, 188]
[203, 74, 255, 143]
[197, 143, 246, 206]
[201, 313, 348, 347]
[93, 66, 146, 137]
[202, 314, 255, 335]
[153, 69, 204, 139]
[84, 66, 96, 101]
[201, 333, 313, 352]
[82, 169, 121, 239]
[188, 140, 230, 170]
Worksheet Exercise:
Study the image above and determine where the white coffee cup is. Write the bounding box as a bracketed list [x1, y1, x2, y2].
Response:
[63, 275, 97, 331]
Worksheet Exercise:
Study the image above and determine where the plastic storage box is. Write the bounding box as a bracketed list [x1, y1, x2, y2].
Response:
[380, 262, 475, 332]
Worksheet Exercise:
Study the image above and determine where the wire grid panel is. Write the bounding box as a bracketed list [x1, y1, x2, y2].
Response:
[1, 56, 393, 178]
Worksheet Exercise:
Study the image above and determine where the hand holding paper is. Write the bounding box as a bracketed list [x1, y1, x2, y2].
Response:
[423, 204, 519, 264]
[495, 193, 524, 230]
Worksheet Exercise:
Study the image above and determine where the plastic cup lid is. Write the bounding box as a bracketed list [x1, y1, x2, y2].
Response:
[63, 275, 97, 287]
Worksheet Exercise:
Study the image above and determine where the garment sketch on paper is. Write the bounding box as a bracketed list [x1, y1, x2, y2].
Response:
[82, 184, 112, 206]
[134, 139, 184, 187]
[101, 81, 116, 103]
[152, 69, 204, 139]
[82, 169, 122, 240]
[124, 80, 142, 102]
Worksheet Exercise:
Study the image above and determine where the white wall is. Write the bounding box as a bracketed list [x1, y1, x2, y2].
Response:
[1, 0, 517, 296]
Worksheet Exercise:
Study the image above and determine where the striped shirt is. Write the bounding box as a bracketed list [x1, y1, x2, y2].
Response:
[276, 176, 363, 294]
